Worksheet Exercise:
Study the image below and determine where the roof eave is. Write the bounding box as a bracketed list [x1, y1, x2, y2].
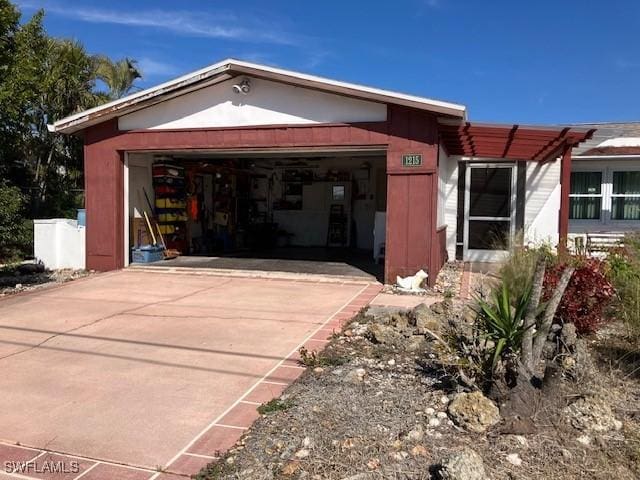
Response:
[50, 58, 466, 135]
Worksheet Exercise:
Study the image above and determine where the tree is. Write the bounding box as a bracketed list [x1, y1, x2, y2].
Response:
[0, 182, 32, 261]
[0, 1, 143, 220]
[96, 56, 142, 100]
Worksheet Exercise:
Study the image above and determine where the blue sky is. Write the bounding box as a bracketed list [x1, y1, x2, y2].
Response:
[15, 0, 640, 124]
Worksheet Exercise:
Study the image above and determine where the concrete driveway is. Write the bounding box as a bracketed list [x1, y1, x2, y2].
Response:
[0, 270, 380, 479]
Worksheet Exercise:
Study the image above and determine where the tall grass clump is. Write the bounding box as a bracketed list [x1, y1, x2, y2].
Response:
[606, 234, 640, 337]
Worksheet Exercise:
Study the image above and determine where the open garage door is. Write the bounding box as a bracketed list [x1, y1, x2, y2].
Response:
[125, 150, 387, 281]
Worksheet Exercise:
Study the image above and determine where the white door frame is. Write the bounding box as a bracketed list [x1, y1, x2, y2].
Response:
[463, 162, 517, 262]
[123, 152, 130, 267]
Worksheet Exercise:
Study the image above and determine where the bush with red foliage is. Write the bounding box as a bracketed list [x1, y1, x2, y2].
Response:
[544, 258, 615, 335]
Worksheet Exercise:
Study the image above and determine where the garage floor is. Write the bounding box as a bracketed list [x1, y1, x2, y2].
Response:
[0, 270, 380, 479]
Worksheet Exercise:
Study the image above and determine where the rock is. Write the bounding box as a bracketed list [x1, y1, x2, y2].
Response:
[564, 397, 620, 432]
[425, 407, 436, 415]
[561, 323, 578, 350]
[406, 425, 424, 442]
[411, 304, 442, 333]
[436, 411, 448, 419]
[368, 323, 404, 346]
[387, 359, 396, 366]
[428, 417, 441, 427]
[313, 367, 324, 373]
[561, 448, 572, 459]
[344, 368, 367, 384]
[576, 434, 591, 446]
[411, 444, 428, 457]
[560, 356, 576, 370]
[436, 448, 487, 480]
[447, 391, 500, 433]
[542, 340, 556, 360]
[295, 448, 310, 459]
[366, 458, 380, 470]
[440, 395, 450, 405]
[389, 451, 409, 461]
[506, 453, 522, 466]
[429, 300, 449, 315]
[302, 436, 313, 448]
[282, 460, 300, 475]
[406, 335, 428, 352]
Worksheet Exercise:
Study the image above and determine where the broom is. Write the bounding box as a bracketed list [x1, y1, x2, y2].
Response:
[143, 188, 180, 259]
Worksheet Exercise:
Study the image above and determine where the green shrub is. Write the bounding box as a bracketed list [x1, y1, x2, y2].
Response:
[476, 280, 533, 370]
[0, 183, 32, 262]
[606, 238, 640, 336]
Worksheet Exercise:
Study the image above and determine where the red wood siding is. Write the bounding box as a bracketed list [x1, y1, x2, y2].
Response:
[84, 120, 124, 271]
[83, 108, 443, 284]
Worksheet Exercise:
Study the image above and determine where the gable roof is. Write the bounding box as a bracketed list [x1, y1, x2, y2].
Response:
[569, 122, 640, 156]
[50, 58, 467, 134]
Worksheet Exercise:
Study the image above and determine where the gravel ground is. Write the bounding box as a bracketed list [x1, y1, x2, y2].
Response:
[0, 267, 91, 296]
[195, 302, 640, 480]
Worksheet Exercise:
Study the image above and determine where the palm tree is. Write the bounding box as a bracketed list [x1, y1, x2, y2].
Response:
[95, 56, 142, 100]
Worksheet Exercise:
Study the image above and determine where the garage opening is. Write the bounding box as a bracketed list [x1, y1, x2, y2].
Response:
[126, 150, 387, 280]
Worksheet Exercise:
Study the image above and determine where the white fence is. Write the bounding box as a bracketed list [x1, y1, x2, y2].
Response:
[34, 219, 85, 270]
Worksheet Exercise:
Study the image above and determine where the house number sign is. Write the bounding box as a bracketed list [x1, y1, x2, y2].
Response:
[402, 154, 422, 167]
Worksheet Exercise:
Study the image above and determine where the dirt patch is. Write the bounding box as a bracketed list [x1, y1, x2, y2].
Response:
[0, 266, 90, 297]
[195, 302, 640, 480]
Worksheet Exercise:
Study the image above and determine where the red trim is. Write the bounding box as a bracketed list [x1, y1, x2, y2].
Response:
[558, 145, 572, 252]
[84, 109, 445, 283]
[439, 123, 594, 162]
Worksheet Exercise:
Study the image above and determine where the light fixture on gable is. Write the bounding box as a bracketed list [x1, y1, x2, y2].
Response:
[232, 78, 251, 95]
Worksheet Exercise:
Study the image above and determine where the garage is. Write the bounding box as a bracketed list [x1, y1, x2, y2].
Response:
[51, 58, 471, 285]
[126, 150, 387, 280]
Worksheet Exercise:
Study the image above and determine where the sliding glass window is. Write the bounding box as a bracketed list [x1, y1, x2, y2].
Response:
[569, 171, 602, 220]
[612, 171, 640, 220]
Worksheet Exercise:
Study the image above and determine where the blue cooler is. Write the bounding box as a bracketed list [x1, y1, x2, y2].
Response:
[131, 245, 164, 263]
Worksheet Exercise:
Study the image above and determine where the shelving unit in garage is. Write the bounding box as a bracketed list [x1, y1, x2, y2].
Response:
[153, 161, 188, 253]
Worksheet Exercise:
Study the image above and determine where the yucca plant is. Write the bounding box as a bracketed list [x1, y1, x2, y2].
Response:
[476, 280, 534, 371]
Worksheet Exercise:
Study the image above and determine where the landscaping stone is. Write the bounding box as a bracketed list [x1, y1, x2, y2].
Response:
[447, 391, 500, 433]
[406, 335, 428, 352]
[368, 323, 403, 346]
[436, 448, 487, 480]
[411, 303, 442, 333]
[564, 396, 621, 432]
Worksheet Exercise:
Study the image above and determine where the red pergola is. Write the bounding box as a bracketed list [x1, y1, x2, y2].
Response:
[439, 121, 596, 250]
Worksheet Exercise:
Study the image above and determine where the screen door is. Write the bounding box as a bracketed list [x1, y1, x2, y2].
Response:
[463, 164, 516, 262]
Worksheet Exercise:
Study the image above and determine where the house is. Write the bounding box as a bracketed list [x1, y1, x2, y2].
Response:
[50, 58, 595, 285]
[567, 122, 640, 249]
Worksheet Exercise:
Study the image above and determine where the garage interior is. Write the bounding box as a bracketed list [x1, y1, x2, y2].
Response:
[127, 151, 387, 280]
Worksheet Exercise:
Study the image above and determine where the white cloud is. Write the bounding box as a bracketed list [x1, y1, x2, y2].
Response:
[17, 1, 299, 46]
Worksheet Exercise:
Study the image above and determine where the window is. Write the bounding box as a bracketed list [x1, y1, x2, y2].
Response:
[569, 171, 602, 220]
[612, 171, 640, 220]
[332, 185, 345, 201]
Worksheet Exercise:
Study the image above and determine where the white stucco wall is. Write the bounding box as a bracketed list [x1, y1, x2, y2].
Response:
[524, 159, 560, 246]
[118, 77, 387, 131]
[34, 219, 86, 270]
[437, 152, 562, 260]
[439, 145, 459, 260]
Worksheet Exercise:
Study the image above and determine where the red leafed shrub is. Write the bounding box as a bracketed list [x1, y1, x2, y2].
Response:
[544, 258, 615, 335]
